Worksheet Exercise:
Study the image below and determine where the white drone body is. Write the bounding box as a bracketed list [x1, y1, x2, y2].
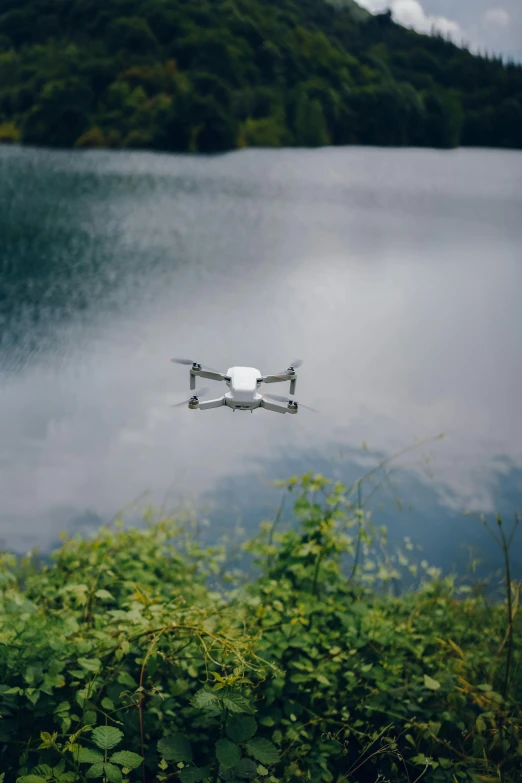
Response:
[170, 359, 316, 414]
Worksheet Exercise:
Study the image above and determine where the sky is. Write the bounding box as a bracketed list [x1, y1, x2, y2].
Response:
[358, 0, 522, 62]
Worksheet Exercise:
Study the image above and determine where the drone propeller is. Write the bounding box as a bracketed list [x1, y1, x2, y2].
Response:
[274, 359, 303, 377]
[282, 359, 303, 371]
[262, 392, 318, 412]
[170, 387, 210, 407]
[170, 358, 222, 373]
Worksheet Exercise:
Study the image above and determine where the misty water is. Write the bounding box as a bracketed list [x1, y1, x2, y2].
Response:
[1, 144, 521, 577]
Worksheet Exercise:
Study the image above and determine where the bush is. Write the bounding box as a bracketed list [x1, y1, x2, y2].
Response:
[0, 119, 19, 142]
[1, 473, 521, 782]
[237, 115, 289, 148]
[75, 126, 106, 148]
[122, 128, 155, 148]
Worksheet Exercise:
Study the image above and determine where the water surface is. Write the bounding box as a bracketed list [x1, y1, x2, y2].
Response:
[1, 145, 521, 574]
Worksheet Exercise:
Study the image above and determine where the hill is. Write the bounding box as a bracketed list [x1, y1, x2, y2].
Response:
[0, 0, 521, 152]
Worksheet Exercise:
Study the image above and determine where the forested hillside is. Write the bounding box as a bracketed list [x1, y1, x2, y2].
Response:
[0, 0, 521, 152]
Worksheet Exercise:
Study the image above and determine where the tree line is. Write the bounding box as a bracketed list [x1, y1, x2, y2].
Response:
[0, 0, 521, 152]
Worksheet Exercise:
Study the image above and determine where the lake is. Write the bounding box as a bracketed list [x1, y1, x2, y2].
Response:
[1, 144, 521, 577]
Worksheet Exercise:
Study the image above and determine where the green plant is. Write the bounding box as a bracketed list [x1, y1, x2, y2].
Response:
[0, 472, 520, 783]
[16, 726, 143, 783]
[0, 120, 20, 142]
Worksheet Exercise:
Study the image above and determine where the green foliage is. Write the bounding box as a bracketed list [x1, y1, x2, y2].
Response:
[0, 0, 520, 152]
[226, 716, 258, 742]
[237, 116, 288, 148]
[157, 734, 193, 762]
[215, 738, 241, 768]
[292, 83, 331, 147]
[91, 727, 124, 751]
[75, 126, 106, 149]
[0, 119, 19, 142]
[0, 474, 521, 782]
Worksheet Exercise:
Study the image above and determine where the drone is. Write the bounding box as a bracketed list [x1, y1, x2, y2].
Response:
[169, 358, 317, 414]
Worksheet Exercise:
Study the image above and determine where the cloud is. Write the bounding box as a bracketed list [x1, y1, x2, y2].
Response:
[358, 0, 463, 41]
[482, 8, 510, 29]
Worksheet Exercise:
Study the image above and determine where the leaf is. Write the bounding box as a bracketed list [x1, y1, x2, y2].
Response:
[94, 589, 114, 600]
[16, 778, 48, 783]
[221, 691, 254, 714]
[245, 738, 280, 765]
[226, 715, 258, 742]
[448, 639, 465, 658]
[218, 766, 238, 782]
[316, 674, 329, 686]
[101, 697, 115, 711]
[179, 767, 211, 783]
[78, 658, 102, 672]
[39, 732, 56, 747]
[191, 688, 219, 710]
[86, 765, 105, 780]
[423, 674, 441, 691]
[116, 671, 137, 687]
[77, 748, 104, 763]
[102, 763, 122, 783]
[410, 754, 437, 767]
[256, 766, 269, 776]
[84, 709, 97, 726]
[32, 767, 53, 777]
[110, 750, 143, 770]
[216, 739, 241, 769]
[92, 726, 124, 750]
[157, 734, 193, 762]
[235, 758, 258, 778]
[476, 717, 487, 733]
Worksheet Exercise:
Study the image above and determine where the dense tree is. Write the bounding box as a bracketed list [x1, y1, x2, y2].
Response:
[0, 0, 520, 153]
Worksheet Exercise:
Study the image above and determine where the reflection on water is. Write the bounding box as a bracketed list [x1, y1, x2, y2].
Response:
[200, 445, 522, 579]
[0, 145, 521, 571]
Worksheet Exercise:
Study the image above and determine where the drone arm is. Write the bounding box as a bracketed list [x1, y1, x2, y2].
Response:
[262, 373, 297, 395]
[260, 398, 289, 414]
[191, 369, 225, 383]
[262, 373, 294, 384]
[198, 396, 226, 410]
